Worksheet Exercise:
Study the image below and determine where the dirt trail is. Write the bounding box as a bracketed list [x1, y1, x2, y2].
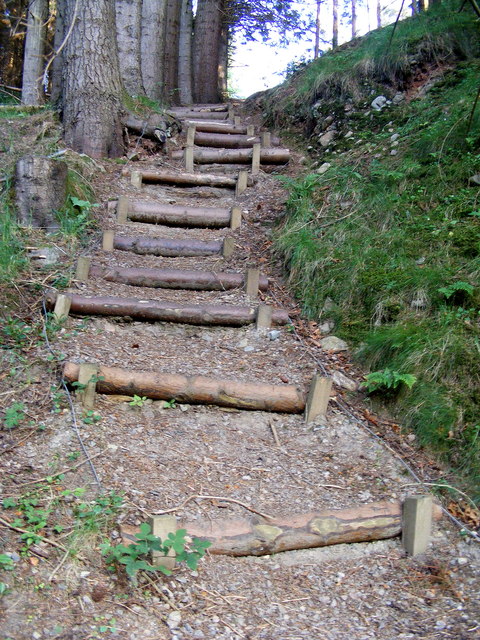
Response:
[1, 108, 479, 640]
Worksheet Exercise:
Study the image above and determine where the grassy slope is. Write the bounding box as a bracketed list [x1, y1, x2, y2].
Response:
[263, 4, 480, 498]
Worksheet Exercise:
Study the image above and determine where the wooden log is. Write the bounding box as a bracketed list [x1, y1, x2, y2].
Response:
[184, 120, 250, 135]
[169, 104, 228, 113]
[168, 110, 228, 120]
[125, 116, 167, 143]
[124, 500, 443, 557]
[63, 362, 306, 413]
[194, 132, 280, 149]
[126, 200, 232, 227]
[113, 235, 223, 257]
[89, 265, 269, 292]
[138, 170, 237, 188]
[45, 292, 290, 327]
[171, 148, 290, 165]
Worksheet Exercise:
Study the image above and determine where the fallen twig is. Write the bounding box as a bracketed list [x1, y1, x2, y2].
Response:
[269, 420, 281, 447]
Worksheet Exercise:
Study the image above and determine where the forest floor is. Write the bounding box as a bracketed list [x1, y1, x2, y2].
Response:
[0, 111, 479, 640]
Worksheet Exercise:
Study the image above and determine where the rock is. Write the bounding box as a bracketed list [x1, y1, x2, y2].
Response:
[244, 346, 255, 352]
[319, 320, 334, 334]
[319, 336, 348, 352]
[322, 297, 335, 312]
[371, 95, 387, 111]
[457, 557, 468, 566]
[268, 330, 281, 340]
[28, 246, 64, 266]
[344, 131, 353, 139]
[322, 115, 334, 129]
[390, 149, 398, 156]
[316, 162, 331, 175]
[392, 92, 405, 105]
[332, 370, 358, 391]
[319, 130, 336, 147]
[468, 174, 480, 186]
[390, 133, 400, 142]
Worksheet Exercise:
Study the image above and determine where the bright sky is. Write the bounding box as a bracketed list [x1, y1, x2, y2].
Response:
[230, 0, 406, 98]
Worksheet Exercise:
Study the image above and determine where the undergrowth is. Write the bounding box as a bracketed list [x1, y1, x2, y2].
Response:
[273, 5, 480, 499]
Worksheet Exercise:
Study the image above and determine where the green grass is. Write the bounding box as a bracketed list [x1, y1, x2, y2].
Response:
[0, 189, 26, 282]
[272, 6, 480, 499]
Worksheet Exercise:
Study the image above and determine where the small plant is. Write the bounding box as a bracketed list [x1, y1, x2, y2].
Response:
[438, 281, 474, 301]
[0, 554, 14, 571]
[3, 402, 26, 429]
[101, 523, 210, 581]
[128, 395, 148, 408]
[163, 398, 177, 409]
[361, 368, 417, 394]
[74, 491, 124, 532]
[82, 410, 102, 425]
[55, 196, 99, 238]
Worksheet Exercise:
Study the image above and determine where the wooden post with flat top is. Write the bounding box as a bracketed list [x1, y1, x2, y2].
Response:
[246, 268, 260, 299]
[186, 125, 196, 147]
[76, 256, 91, 282]
[236, 171, 248, 196]
[261, 131, 271, 147]
[102, 230, 114, 251]
[402, 495, 433, 556]
[53, 294, 71, 322]
[222, 237, 235, 259]
[77, 362, 99, 410]
[246, 125, 255, 136]
[230, 206, 242, 229]
[252, 143, 261, 176]
[117, 196, 129, 223]
[304, 375, 332, 423]
[131, 171, 143, 188]
[234, 116, 241, 126]
[149, 515, 177, 570]
[256, 304, 273, 330]
[185, 146, 194, 173]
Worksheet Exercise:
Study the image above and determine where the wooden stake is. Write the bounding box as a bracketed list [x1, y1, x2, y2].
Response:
[256, 304, 273, 330]
[234, 116, 241, 126]
[304, 375, 332, 423]
[186, 125, 196, 146]
[236, 171, 248, 196]
[185, 146, 194, 173]
[228, 105, 235, 120]
[116, 196, 129, 223]
[76, 256, 91, 282]
[77, 363, 99, 410]
[246, 268, 260, 299]
[222, 237, 235, 259]
[246, 125, 255, 136]
[402, 495, 433, 556]
[252, 142, 261, 176]
[53, 294, 71, 322]
[261, 131, 272, 147]
[149, 515, 177, 570]
[230, 206, 242, 229]
[131, 171, 143, 188]
[102, 230, 114, 252]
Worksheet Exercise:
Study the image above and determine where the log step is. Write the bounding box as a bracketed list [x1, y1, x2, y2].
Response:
[112, 235, 224, 257]
[171, 148, 290, 165]
[193, 132, 280, 149]
[168, 110, 229, 121]
[117, 197, 240, 228]
[184, 120, 250, 135]
[45, 292, 289, 327]
[125, 169, 242, 189]
[88, 265, 269, 292]
[168, 104, 229, 113]
[63, 362, 306, 413]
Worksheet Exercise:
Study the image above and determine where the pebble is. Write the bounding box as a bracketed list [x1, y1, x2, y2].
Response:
[268, 330, 281, 340]
[167, 611, 182, 630]
[244, 346, 255, 352]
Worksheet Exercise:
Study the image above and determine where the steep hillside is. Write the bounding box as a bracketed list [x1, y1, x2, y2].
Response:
[256, 3, 480, 498]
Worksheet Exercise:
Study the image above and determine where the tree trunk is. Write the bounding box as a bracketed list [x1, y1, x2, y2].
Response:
[0, 0, 11, 85]
[141, 0, 166, 101]
[89, 265, 269, 291]
[62, 0, 124, 158]
[132, 169, 239, 189]
[193, 0, 222, 103]
[314, 0, 321, 58]
[217, 23, 228, 100]
[50, 0, 65, 106]
[376, 0, 382, 28]
[21, 0, 48, 105]
[163, 0, 181, 103]
[115, 0, 145, 97]
[63, 362, 304, 412]
[171, 147, 290, 164]
[332, 0, 338, 48]
[178, 0, 193, 105]
[46, 292, 289, 326]
[351, 0, 357, 38]
[114, 235, 223, 257]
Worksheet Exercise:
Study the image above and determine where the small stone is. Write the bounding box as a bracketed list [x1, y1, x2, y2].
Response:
[316, 162, 331, 175]
[435, 620, 447, 630]
[390, 149, 398, 156]
[457, 557, 468, 566]
[371, 95, 387, 111]
[344, 131, 353, 139]
[407, 433, 416, 442]
[468, 174, 480, 186]
[390, 133, 400, 142]
[392, 92, 405, 105]
[5, 552, 20, 562]
[319, 336, 348, 352]
[391, 140, 399, 147]
[319, 320, 334, 334]
[167, 611, 182, 630]
[319, 130, 336, 147]
[244, 346, 255, 352]
[32, 633, 41, 640]
[268, 330, 281, 341]
[332, 370, 358, 391]
[29, 246, 63, 266]
[179, 404, 189, 412]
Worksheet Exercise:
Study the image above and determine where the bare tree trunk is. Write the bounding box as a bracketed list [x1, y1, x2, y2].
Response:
[217, 23, 228, 100]
[332, 0, 338, 49]
[115, 0, 145, 96]
[62, 0, 124, 158]
[0, 0, 10, 84]
[377, 0, 382, 29]
[50, 0, 65, 106]
[141, 0, 166, 101]
[178, 0, 193, 104]
[314, 0, 321, 58]
[163, 0, 181, 103]
[21, 0, 48, 104]
[193, 0, 222, 104]
[351, 0, 357, 38]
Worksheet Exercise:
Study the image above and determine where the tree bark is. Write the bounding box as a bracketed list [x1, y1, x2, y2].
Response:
[114, 235, 223, 257]
[332, 0, 339, 48]
[46, 292, 289, 326]
[351, 0, 357, 38]
[0, 0, 9, 84]
[171, 147, 290, 164]
[115, 0, 145, 96]
[62, 0, 124, 158]
[63, 362, 305, 412]
[124, 200, 233, 227]
[133, 170, 239, 189]
[192, 0, 222, 103]
[89, 265, 269, 291]
[21, 0, 48, 105]
[194, 132, 280, 148]
[217, 23, 228, 100]
[314, 0, 321, 58]
[178, 0, 193, 105]
[163, 0, 181, 103]
[50, 0, 65, 106]
[184, 120, 249, 134]
[167, 109, 228, 120]
[376, 0, 382, 29]
[141, 0, 166, 101]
